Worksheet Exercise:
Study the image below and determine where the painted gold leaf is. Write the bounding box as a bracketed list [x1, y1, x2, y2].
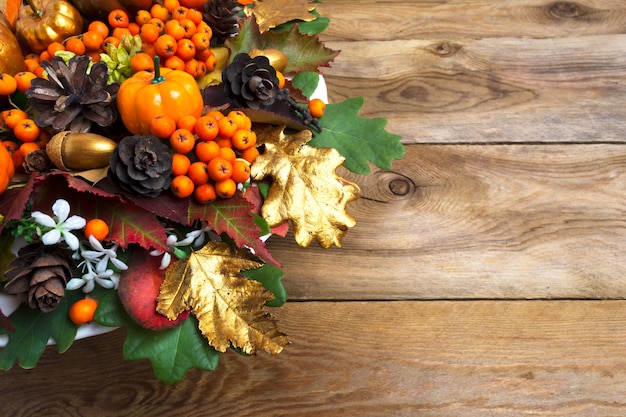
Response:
[251, 125, 361, 248]
[156, 242, 288, 355]
[245, 0, 317, 32]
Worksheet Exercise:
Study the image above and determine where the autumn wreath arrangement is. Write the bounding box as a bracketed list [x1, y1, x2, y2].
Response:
[0, 0, 404, 383]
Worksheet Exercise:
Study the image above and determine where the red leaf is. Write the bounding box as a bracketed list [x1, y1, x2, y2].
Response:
[118, 248, 189, 331]
[0, 173, 37, 235]
[188, 194, 280, 266]
[31, 173, 169, 252]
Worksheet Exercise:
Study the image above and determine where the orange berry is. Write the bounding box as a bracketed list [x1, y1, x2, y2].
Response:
[231, 129, 256, 150]
[139, 23, 160, 45]
[112, 27, 131, 40]
[128, 22, 141, 36]
[0, 73, 17, 96]
[276, 70, 285, 88]
[164, 55, 185, 71]
[176, 38, 196, 61]
[14, 71, 37, 93]
[195, 115, 219, 141]
[214, 136, 232, 148]
[88, 20, 110, 39]
[149, 115, 176, 139]
[13, 119, 40, 143]
[34, 129, 52, 148]
[82, 30, 104, 51]
[170, 174, 194, 198]
[231, 159, 251, 184]
[103, 36, 121, 48]
[23, 55, 40, 73]
[204, 52, 217, 71]
[196, 21, 212, 37]
[108, 9, 130, 28]
[187, 161, 210, 185]
[163, 0, 181, 11]
[207, 156, 232, 182]
[84, 218, 110, 241]
[308, 98, 326, 118]
[193, 182, 216, 204]
[218, 146, 236, 163]
[171, 153, 191, 176]
[150, 3, 170, 21]
[194, 140, 220, 163]
[241, 146, 260, 164]
[2, 108, 28, 129]
[69, 298, 99, 325]
[148, 18, 166, 35]
[46, 41, 65, 58]
[135, 9, 152, 26]
[186, 8, 203, 26]
[217, 115, 238, 138]
[176, 114, 197, 132]
[130, 52, 155, 73]
[65, 37, 86, 55]
[172, 6, 188, 21]
[227, 110, 251, 130]
[214, 178, 236, 198]
[165, 19, 186, 41]
[155, 34, 177, 58]
[178, 18, 196, 38]
[169, 128, 195, 154]
[19, 142, 40, 157]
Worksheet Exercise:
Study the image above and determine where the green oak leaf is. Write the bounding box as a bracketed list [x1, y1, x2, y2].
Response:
[292, 71, 320, 99]
[273, 10, 330, 35]
[95, 289, 220, 384]
[242, 265, 287, 307]
[227, 16, 339, 74]
[310, 97, 406, 174]
[0, 289, 82, 370]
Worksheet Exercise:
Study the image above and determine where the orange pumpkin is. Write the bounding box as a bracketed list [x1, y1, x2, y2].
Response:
[117, 57, 204, 135]
[0, 143, 15, 196]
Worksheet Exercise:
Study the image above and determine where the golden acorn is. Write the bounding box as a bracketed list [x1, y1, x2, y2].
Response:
[46, 131, 117, 171]
[248, 48, 288, 72]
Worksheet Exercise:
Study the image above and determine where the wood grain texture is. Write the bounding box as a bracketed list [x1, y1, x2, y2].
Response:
[3, 0, 626, 414]
[4, 301, 626, 417]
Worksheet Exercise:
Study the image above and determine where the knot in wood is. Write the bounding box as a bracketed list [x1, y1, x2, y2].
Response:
[428, 42, 460, 57]
[389, 177, 413, 196]
[547, 1, 586, 19]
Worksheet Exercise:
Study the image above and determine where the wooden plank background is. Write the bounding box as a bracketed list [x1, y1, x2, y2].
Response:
[4, 0, 626, 415]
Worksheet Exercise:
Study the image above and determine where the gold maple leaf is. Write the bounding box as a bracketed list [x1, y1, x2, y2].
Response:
[245, 0, 317, 32]
[251, 125, 361, 248]
[156, 242, 288, 355]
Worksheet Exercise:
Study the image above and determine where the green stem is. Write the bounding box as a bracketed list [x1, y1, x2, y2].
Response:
[152, 56, 165, 84]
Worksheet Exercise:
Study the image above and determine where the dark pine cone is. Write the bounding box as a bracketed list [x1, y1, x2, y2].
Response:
[26, 55, 120, 133]
[223, 53, 281, 109]
[203, 0, 242, 45]
[107, 134, 173, 198]
[3, 242, 76, 313]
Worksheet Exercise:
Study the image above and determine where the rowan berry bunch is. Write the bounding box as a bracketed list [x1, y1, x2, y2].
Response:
[149, 109, 259, 204]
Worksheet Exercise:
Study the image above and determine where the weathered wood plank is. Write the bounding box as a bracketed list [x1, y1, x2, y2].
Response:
[267, 144, 626, 300]
[320, 34, 626, 143]
[317, 0, 626, 42]
[4, 301, 626, 416]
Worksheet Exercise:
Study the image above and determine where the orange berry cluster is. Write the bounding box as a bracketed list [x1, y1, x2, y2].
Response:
[154, 109, 259, 204]
[0, 103, 51, 170]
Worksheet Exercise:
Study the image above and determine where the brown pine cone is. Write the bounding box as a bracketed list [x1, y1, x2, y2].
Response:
[3, 243, 76, 313]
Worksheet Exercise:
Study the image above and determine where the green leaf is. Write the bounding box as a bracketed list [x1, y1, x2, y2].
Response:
[273, 10, 330, 35]
[242, 265, 287, 307]
[95, 289, 220, 384]
[310, 97, 406, 174]
[251, 212, 271, 236]
[227, 17, 339, 74]
[292, 71, 319, 98]
[0, 290, 82, 370]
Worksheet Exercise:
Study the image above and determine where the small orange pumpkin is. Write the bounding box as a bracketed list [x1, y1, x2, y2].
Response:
[117, 56, 204, 135]
[0, 144, 15, 196]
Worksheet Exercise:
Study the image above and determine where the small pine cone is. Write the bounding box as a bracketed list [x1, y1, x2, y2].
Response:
[23, 149, 52, 173]
[223, 53, 280, 109]
[3, 243, 76, 313]
[203, 0, 242, 45]
[107, 134, 173, 198]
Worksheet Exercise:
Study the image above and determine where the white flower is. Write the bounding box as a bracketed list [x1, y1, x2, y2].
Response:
[67, 235, 127, 293]
[31, 199, 86, 251]
[150, 227, 208, 269]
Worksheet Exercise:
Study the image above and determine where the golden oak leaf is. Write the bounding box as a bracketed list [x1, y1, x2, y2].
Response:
[156, 242, 288, 355]
[251, 125, 361, 248]
[245, 0, 317, 32]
